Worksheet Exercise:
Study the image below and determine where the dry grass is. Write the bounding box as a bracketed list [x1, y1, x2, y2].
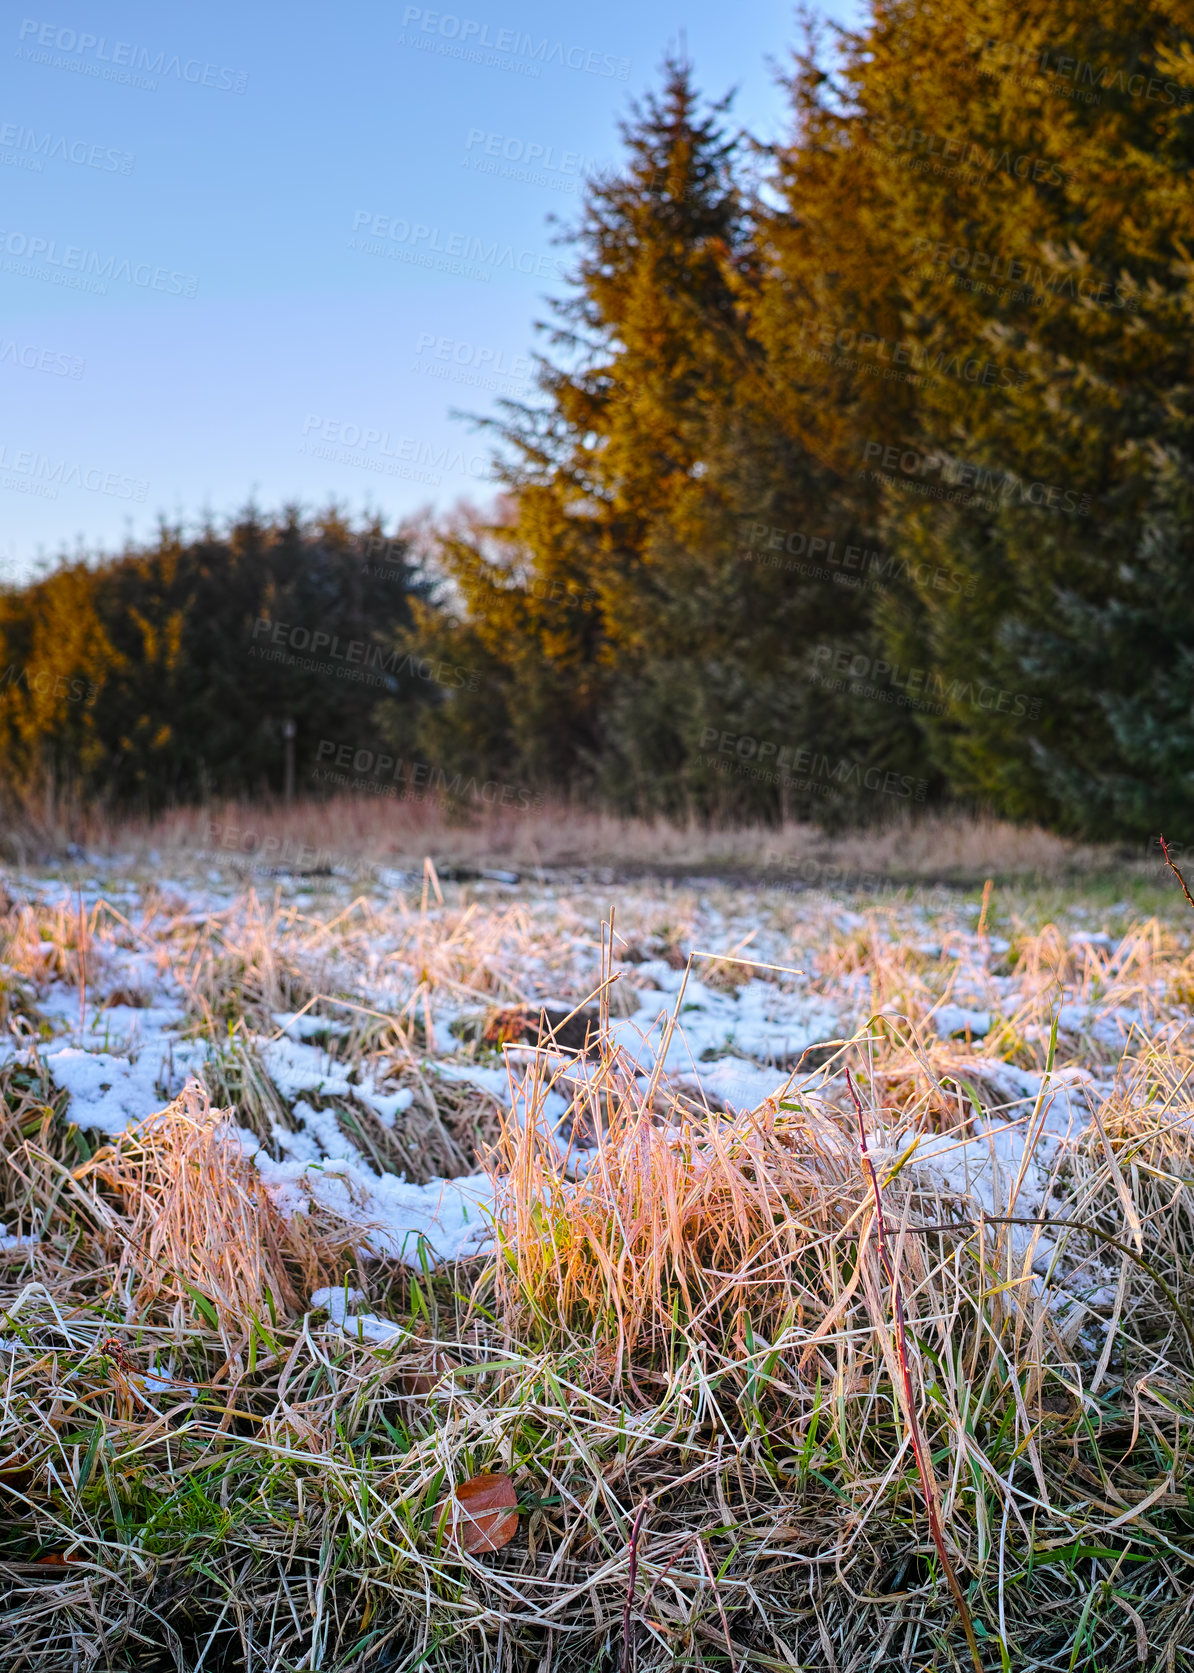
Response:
[816, 912, 1178, 1081]
[74, 1083, 346, 1335]
[1, 794, 1151, 885]
[492, 1040, 865, 1384]
[2, 1040, 1193, 1670]
[2, 870, 1194, 1668]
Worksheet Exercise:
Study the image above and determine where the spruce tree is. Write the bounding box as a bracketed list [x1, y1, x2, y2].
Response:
[756, 0, 1194, 833]
[412, 57, 921, 820]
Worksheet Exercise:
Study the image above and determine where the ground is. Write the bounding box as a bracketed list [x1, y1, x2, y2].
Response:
[1, 824, 1192, 1671]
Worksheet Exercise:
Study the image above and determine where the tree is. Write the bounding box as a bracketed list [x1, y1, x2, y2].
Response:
[405, 56, 922, 821]
[754, 0, 1194, 833]
[0, 508, 432, 811]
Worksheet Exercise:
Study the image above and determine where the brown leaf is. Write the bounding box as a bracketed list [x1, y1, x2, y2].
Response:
[437, 1471, 518, 1555]
[399, 1351, 458, 1398]
[0, 1457, 35, 1497]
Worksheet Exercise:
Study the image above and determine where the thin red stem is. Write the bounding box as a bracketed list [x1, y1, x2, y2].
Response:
[845, 1069, 984, 1673]
[1160, 836, 1194, 912]
[619, 1499, 647, 1673]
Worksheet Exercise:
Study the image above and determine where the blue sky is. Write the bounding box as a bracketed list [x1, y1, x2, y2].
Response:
[0, 0, 859, 582]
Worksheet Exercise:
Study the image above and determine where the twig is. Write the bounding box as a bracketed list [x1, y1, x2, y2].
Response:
[619, 1499, 648, 1673]
[600, 909, 613, 1039]
[1159, 836, 1194, 912]
[845, 1068, 984, 1673]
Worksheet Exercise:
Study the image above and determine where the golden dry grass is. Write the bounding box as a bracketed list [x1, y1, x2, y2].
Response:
[74, 1083, 347, 1336]
[3, 1029, 1193, 1670]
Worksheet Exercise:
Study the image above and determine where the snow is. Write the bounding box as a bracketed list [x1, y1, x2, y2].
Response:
[432, 1058, 572, 1151]
[359, 1085, 415, 1129]
[310, 1284, 406, 1344]
[674, 1057, 797, 1114]
[885, 1061, 1108, 1271]
[1070, 931, 1114, 952]
[138, 1364, 198, 1397]
[253, 1147, 493, 1265]
[932, 1004, 993, 1039]
[39, 1040, 205, 1136]
[432, 1062, 508, 1098]
[609, 974, 839, 1077]
[257, 1036, 354, 1102]
[272, 1010, 348, 1040]
[3, 859, 1189, 1291]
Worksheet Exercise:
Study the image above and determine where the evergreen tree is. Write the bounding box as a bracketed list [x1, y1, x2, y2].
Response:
[407, 57, 922, 821]
[756, 0, 1194, 833]
[0, 509, 431, 811]
[9, 6, 1190, 836]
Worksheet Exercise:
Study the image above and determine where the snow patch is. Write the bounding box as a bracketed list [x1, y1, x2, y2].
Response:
[310, 1284, 406, 1344]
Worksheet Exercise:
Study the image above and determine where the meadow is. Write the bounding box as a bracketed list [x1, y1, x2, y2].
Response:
[1, 807, 1192, 1671]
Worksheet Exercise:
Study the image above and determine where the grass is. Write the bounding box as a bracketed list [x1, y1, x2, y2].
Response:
[0, 794, 1170, 889]
[1, 856, 1193, 1669]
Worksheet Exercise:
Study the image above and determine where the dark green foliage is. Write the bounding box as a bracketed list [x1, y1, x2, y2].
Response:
[780, 0, 1194, 837]
[0, 507, 431, 810]
[388, 58, 918, 824]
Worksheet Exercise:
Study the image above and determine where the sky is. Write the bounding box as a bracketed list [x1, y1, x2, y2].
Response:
[0, 0, 860, 584]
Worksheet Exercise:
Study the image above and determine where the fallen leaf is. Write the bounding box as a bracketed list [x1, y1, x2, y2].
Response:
[437, 1471, 518, 1554]
[400, 1351, 458, 1398]
[0, 1458, 34, 1496]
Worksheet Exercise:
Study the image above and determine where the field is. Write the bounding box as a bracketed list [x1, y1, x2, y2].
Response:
[1, 808, 1193, 1672]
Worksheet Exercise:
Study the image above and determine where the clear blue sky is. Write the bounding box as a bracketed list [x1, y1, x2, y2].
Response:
[0, 0, 859, 583]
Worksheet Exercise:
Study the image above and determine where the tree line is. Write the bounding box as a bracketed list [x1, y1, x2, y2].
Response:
[0, 511, 430, 812]
[3, 0, 1192, 836]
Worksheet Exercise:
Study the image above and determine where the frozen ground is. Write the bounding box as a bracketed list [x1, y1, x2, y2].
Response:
[0, 856, 1189, 1284]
